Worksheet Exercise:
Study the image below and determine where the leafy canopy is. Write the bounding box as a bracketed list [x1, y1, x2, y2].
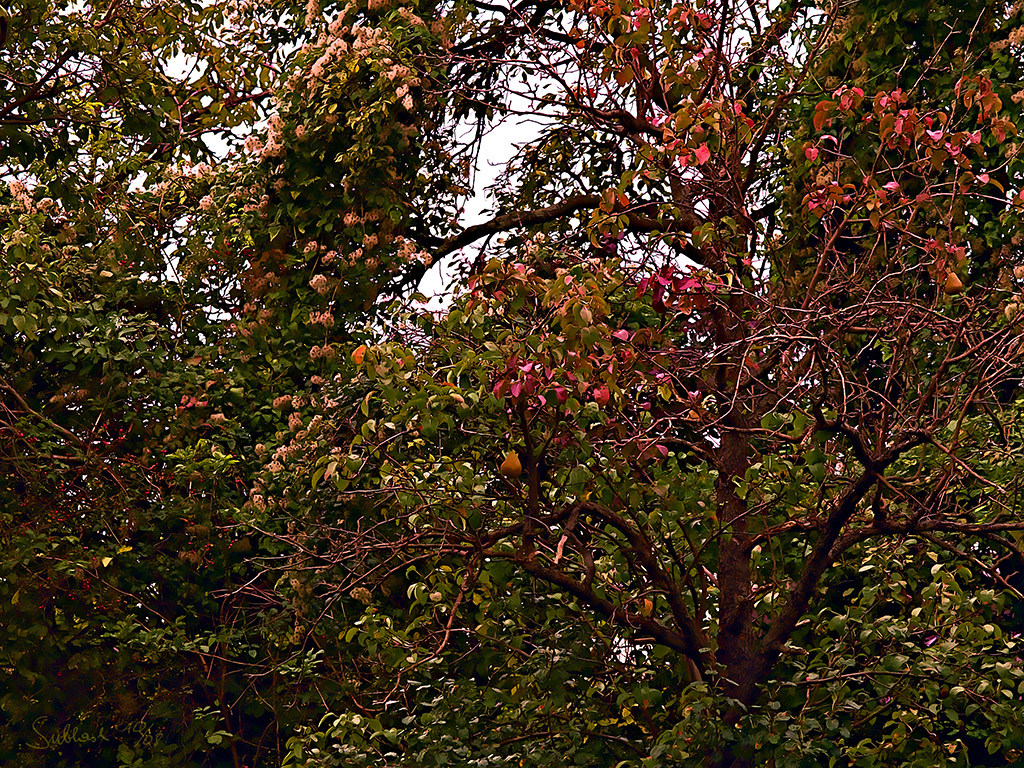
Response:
[2, 0, 1024, 766]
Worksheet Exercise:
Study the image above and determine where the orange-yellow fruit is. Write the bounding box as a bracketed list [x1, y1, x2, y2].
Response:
[943, 272, 964, 295]
[500, 451, 523, 478]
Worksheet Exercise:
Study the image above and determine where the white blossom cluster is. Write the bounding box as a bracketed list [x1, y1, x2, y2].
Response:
[5, 180, 56, 217]
[394, 235, 433, 265]
[262, 114, 288, 159]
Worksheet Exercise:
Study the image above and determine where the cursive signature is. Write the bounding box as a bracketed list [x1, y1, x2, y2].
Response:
[29, 717, 156, 750]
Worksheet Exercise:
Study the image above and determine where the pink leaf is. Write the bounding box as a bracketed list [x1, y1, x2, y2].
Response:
[804, 147, 819, 161]
[694, 143, 711, 164]
[677, 276, 704, 291]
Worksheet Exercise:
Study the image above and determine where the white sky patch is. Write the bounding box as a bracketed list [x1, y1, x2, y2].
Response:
[418, 108, 544, 309]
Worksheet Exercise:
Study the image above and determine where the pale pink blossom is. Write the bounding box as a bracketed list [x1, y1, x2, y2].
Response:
[309, 274, 330, 294]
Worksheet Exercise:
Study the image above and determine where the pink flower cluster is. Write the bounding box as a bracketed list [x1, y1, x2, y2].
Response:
[309, 310, 335, 327]
[261, 114, 286, 159]
[310, 345, 336, 360]
[7, 180, 38, 213]
[309, 274, 330, 294]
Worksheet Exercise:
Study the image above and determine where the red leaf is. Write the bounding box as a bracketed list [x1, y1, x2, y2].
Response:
[813, 100, 836, 132]
[677, 276, 704, 291]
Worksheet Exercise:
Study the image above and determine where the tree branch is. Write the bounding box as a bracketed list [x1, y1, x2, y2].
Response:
[733, 430, 930, 713]
[514, 551, 706, 671]
[434, 194, 601, 257]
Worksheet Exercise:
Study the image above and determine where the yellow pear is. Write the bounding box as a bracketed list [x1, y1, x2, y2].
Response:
[500, 451, 522, 478]
[943, 272, 963, 295]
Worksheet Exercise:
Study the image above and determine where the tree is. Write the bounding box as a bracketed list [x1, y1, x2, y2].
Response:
[2, 0, 1024, 766]
[1, 1, 334, 765]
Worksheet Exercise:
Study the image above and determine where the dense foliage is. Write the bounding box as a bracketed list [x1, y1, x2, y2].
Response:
[2, 0, 1024, 766]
